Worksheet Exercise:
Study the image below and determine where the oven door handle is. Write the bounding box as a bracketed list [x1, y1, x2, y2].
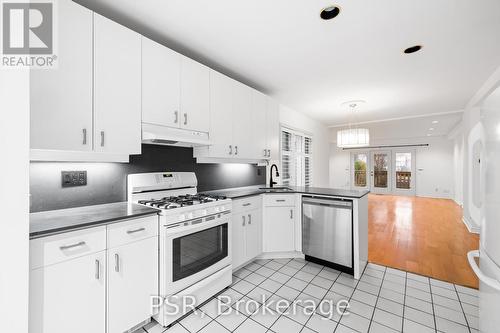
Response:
[165, 216, 229, 237]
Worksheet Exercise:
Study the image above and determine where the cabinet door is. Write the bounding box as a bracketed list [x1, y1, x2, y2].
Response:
[180, 57, 210, 132]
[30, 0, 93, 151]
[93, 13, 142, 155]
[29, 252, 106, 333]
[107, 237, 158, 333]
[251, 90, 268, 159]
[232, 81, 253, 159]
[266, 97, 280, 161]
[263, 206, 295, 253]
[232, 212, 247, 269]
[142, 37, 181, 128]
[209, 71, 233, 158]
[245, 209, 263, 261]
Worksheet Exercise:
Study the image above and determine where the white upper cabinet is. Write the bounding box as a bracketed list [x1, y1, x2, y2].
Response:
[142, 37, 181, 128]
[209, 71, 234, 158]
[232, 81, 253, 159]
[30, 0, 93, 151]
[180, 57, 210, 132]
[93, 13, 142, 155]
[251, 89, 268, 159]
[266, 97, 280, 161]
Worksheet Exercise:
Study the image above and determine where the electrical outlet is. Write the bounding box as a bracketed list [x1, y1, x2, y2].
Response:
[61, 171, 87, 187]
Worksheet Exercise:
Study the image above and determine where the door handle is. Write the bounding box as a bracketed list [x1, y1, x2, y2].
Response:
[184, 113, 188, 125]
[235, 146, 238, 155]
[467, 250, 500, 291]
[100, 131, 105, 147]
[229, 145, 233, 155]
[248, 214, 252, 224]
[242, 215, 246, 226]
[82, 129, 87, 145]
[174, 111, 179, 124]
[95, 259, 100, 280]
[114, 253, 120, 272]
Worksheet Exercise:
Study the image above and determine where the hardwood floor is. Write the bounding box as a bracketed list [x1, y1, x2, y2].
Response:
[368, 194, 480, 288]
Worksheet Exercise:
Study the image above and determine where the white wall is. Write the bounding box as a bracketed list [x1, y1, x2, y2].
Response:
[279, 104, 330, 187]
[452, 133, 464, 206]
[329, 135, 455, 199]
[0, 70, 30, 332]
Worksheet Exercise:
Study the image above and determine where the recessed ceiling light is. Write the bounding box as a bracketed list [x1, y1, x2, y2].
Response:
[427, 134, 432, 136]
[404, 45, 422, 54]
[432, 120, 439, 124]
[429, 128, 435, 131]
[320, 6, 341, 20]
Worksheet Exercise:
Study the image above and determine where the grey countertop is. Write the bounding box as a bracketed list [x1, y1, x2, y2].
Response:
[202, 185, 370, 199]
[30, 202, 159, 239]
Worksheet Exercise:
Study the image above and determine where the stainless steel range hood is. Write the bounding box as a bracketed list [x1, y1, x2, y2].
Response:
[142, 123, 211, 147]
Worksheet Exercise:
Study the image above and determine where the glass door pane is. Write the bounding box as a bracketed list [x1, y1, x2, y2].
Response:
[392, 150, 416, 195]
[371, 151, 391, 193]
[352, 153, 368, 189]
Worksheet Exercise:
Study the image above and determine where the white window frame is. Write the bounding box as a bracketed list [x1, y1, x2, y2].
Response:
[280, 126, 313, 187]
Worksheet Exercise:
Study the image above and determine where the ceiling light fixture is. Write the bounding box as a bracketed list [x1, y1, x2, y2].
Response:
[320, 6, 341, 20]
[432, 120, 439, 124]
[429, 128, 435, 131]
[337, 101, 370, 148]
[404, 45, 422, 54]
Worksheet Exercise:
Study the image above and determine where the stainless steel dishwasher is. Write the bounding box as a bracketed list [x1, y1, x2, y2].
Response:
[302, 196, 353, 274]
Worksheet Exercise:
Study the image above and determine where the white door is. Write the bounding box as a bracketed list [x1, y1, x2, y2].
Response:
[351, 152, 369, 191]
[370, 151, 392, 194]
[263, 207, 295, 252]
[392, 150, 416, 195]
[209, 71, 234, 158]
[232, 81, 252, 159]
[180, 57, 210, 132]
[245, 210, 263, 260]
[231, 212, 247, 269]
[142, 37, 181, 128]
[107, 237, 158, 333]
[30, 0, 93, 151]
[266, 97, 280, 161]
[29, 252, 106, 333]
[93, 13, 142, 155]
[251, 89, 268, 159]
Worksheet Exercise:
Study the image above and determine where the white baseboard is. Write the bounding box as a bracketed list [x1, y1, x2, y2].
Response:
[257, 251, 304, 260]
[462, 216, 480, 234]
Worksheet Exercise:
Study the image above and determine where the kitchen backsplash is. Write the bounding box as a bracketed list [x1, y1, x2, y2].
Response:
[30, 144, 266, 212]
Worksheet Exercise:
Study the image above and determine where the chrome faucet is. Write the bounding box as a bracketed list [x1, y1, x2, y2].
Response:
[269, 164, 279, 188]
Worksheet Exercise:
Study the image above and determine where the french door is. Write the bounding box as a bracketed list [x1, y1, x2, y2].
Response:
[391, 150, 416, 195]
[351, 152, 370, 190]
[370, 151, 392, 194]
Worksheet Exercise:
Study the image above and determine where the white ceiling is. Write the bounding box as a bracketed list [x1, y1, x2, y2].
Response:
[77, 0, 500, 126]
[330, 112, 463, 142]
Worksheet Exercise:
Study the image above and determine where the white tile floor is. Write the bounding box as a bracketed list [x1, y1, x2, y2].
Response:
[135, 258, 479, 333]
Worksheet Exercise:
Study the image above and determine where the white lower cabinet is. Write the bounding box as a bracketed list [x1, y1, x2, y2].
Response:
[29, 216, 159, 333]
[232, 197, 263, 269]
[107, 236, 158, 333]
[263, 195, 296, 253]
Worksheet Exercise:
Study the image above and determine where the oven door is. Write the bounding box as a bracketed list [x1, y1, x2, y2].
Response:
[163, 213, 232, 295]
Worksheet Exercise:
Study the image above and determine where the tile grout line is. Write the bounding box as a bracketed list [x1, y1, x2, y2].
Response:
[365, 265, 388, 332]
[453, 284, 473, 333]
[429, 280, 439, 333]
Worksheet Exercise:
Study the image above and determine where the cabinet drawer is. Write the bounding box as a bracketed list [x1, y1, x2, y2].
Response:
[30, 226, 106, 270]
[263, 194, 295, 207]
[107, 215, 158, 248]
[232, 195, 262, 213]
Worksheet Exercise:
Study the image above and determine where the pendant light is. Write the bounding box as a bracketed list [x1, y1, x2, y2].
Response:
[337, 101, 370, 148]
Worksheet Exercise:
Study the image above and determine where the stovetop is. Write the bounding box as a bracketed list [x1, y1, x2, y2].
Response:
[138, 194, 227, 210]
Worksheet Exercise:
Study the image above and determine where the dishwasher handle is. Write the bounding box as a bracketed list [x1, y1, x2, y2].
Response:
[302, 197, 352, 209]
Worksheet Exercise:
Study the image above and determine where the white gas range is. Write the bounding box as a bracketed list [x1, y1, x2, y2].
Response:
[127, 172, 233, 327]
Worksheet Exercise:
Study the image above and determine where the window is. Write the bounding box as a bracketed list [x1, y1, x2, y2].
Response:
[281, 127, 313, 186]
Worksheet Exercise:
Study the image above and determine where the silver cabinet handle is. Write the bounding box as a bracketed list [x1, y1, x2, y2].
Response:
[229, 145, 233, 155]
[276, 199, 286, 202]
[59, 241, 86, 251]
[290, 209, 293, 219]
[235, 146, 238, 155]
[248, 214, 252, 224]
[184, 113, 188, 125]
[114, 253, 120, 272]
[174, 111, 179, 123]
[242, 215, 246, 226]
[127, 227, 145, 234]
[100, 131, 105, 147]
[82, 129, 87, 145]
[95, 259, 100, 280]
[242, 203, 251, 207]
